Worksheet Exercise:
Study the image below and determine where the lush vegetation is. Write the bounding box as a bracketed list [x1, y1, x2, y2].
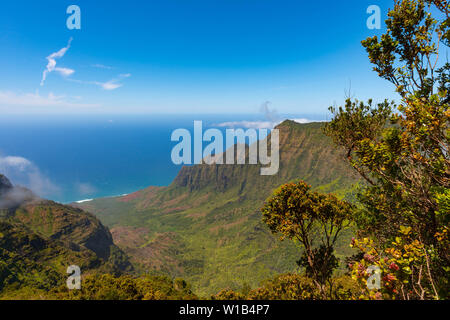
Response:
[0, 174, 134, 299]
[51, 274, 197, 300]
[1, 274, 197, 300]
[75, 121, 358, 295]
[326, 0, 449, 300]
[262, 181, 353, 298]
[1, 0, 448, 300]
[69, 0, 449, 299]
[215, 0, 449, 300]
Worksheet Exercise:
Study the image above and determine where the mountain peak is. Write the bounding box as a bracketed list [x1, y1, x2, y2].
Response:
[275, 119, 299, 129]
[0, 174, 13, 197]
[0, 174, 36, 210]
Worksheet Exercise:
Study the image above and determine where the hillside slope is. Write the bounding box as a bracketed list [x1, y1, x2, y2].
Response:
[75, 120, 360, 295]
[0, 174, 132, 297]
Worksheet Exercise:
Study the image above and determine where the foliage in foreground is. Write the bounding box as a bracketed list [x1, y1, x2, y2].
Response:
[1, 274, 197, 300]
[1, 0, 448, 301]
[349, 226, 448, 300]
[256, 0, 449, 300]
[212, 273, 358, 300]
[323, 0, 449, 299]
[261, 181, 353, 299]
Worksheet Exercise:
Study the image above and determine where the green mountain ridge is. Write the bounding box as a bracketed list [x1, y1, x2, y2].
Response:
[0, 174, 132, 297]
[75, 120, 361, 295]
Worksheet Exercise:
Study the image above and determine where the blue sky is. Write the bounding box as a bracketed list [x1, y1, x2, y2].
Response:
[0, 0, 398, 115]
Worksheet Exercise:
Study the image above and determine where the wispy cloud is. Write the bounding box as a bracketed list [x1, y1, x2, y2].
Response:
[97, 81, 122, 91]
[0, 91, 99, 108]
[41, 37, 75, 86]
[215, 101, 280, 129]
[91, 64, 113, 70]
[260, 101, 280, 122]
[291, 118, 323, 124]
[0, 155, 59, 197]
[39, 39, 130, 92]
[69, 73, 131, 91]
[215, 118, 323, 129]
[94, 73, 131, 91]
[216, 120, 278, 129]
[215, 102, 326, 129]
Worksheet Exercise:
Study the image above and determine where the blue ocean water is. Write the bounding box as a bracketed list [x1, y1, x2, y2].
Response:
[0, 113, 321, 203]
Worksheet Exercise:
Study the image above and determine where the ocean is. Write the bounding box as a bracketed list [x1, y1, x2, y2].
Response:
[0, 113, 323, 203]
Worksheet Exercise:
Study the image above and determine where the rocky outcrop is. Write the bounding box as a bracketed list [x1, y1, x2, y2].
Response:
[0, 174, 13, 196]
[0, 173, 133, 292]
[76, 120, 360, 295]
[0, 174, 35, 211]
[12, 199, 133, 272]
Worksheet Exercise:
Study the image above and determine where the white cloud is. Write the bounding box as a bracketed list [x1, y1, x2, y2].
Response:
[94, 73, 131, 91]
[0, 156, 31, 171]
[291, 118, 317, 124]
[69, 73, 131, 91]
[92, 64, 113, 70]
[216, 121, 278, 129]
[39, 39, 129, 92]
[98, 81, 122, 91]
[215, 118, 324, 130]
[215, 102, 282, 129]
[0, 91, 99, 109]
[0, 155, 59, 197]
[55, 67, 75, 77]
[41, 38, 75, 86]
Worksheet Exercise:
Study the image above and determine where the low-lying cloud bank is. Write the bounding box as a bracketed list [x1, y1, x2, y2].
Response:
[215, 118, 327, 130]
[0, 185, 35, 210]
[0, 174, 35, 209]
[0, 91, 99, 109]
[0, 155, 59, 198]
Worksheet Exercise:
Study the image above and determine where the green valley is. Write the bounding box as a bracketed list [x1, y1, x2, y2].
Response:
[74, 120, 360, 295]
